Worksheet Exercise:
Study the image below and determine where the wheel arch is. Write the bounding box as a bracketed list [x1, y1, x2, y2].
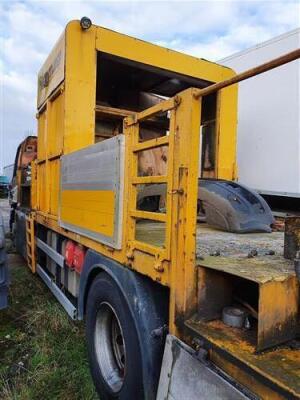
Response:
[79, 249, 169, 400]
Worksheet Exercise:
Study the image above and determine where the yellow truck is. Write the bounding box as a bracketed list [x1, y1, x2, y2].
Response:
[11, 18, 300, 400]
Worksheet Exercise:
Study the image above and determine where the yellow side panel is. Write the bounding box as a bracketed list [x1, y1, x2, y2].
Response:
[216, 84, 238, 180]
[37, 32, 65, 109]
[61, 190, 115, 237]
[37, 110, 47, 160]
[96, 26, 234, 83]
[37, 162, 47, 212]
[49, 159, 60, 216]
[64, 21, 96, 154]
[48, 92, 64, 158]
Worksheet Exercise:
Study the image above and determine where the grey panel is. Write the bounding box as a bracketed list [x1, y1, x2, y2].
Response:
[157, 335, 250, 400]
[60, 135, 125, 249]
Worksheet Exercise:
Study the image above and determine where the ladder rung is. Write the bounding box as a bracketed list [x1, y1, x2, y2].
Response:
[130, 209, 166, 222]
[127, 97, 176, 126]
[25, 215, 36, 273]
[131, 175, 167, 185]
[129, 239, 167, 257]
[132, 136, 169, 152]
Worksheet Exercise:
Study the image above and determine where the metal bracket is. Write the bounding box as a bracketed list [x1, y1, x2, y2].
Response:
[154, 253, 165, 273]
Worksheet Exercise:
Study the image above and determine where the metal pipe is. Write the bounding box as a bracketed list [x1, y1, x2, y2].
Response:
[194, 48, 300, 99]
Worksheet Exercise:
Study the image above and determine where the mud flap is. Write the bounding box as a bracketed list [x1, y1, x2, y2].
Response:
[199, 179, 274, 233]
[156, 335, 250, 400]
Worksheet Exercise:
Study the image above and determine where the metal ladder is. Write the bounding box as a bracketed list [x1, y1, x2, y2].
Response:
[26, 213, 36, 273]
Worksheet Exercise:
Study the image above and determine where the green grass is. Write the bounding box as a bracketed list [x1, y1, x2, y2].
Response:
[0, 254, 97, 400]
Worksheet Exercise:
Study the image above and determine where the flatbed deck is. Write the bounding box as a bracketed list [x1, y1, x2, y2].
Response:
[136, 221, 288, 259]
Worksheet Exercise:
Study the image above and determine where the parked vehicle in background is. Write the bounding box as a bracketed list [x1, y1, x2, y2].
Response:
[3, 164, 14, 184]
[0, 176, 10, 198]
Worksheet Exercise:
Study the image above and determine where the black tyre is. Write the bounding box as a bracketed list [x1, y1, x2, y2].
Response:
[86, 273, 144, 400]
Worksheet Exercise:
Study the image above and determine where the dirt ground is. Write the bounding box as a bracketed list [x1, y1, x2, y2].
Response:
[0, 199, 97, 400]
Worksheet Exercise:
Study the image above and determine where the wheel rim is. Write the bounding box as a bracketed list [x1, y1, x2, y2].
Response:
[94, 302, 126, 393]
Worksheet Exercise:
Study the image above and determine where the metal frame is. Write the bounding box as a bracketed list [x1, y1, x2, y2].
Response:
[25, 213, 37, 272]
[124, 88, 202, 334]
[125, 100, 176, 264]
[36, 238, 64, 267]
[36, 264, 77, 320]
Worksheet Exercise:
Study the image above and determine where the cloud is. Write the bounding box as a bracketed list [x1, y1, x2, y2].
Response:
[0, 0, 299, 171]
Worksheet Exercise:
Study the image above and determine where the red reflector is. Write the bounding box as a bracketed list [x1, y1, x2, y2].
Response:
[65, 240, 75, 268]
[73, 244, 86, 274]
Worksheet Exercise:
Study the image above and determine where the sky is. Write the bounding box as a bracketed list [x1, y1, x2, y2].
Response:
[0, 0, 299, 173]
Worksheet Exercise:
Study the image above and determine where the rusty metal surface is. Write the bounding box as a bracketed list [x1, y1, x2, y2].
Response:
[136, 220, 299, 350]
[194, 228, 298, 351]
[196, 265, 298, 351]
[284, 216, 300, 260]
[185, 318, 300, 399]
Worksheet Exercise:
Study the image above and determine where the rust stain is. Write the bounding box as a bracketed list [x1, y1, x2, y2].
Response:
[186, 318, 300, 397]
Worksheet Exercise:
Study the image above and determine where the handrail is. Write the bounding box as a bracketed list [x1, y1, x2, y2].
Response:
[194, 48, 300, 99]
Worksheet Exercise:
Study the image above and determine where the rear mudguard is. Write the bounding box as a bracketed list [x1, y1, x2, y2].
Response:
[199, 179, 274, 233]
[79, 249, 169, 400]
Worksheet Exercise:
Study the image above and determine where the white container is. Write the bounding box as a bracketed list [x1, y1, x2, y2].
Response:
[220, 29, 300, 197]
[3, 164, 14, 183]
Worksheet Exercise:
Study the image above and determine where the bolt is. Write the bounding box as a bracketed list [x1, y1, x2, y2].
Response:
[265, 249, 275, 256]
[209, 249, 221, 256]
[247, 249, 258, 258]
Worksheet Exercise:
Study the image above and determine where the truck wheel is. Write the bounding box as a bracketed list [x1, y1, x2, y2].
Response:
[86, 273, 144, 399]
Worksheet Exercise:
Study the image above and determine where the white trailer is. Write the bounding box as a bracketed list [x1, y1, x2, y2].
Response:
[3, 164, 14, 183]
[220, 29, 300, 198]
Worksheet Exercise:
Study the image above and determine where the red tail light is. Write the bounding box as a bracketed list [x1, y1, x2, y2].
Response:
[64, 240, 75, 268]
[73, 244, 86, 273]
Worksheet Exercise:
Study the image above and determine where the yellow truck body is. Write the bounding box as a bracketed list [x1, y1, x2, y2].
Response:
[34, 19, 238, 285]
[16, 19, 299, 400]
